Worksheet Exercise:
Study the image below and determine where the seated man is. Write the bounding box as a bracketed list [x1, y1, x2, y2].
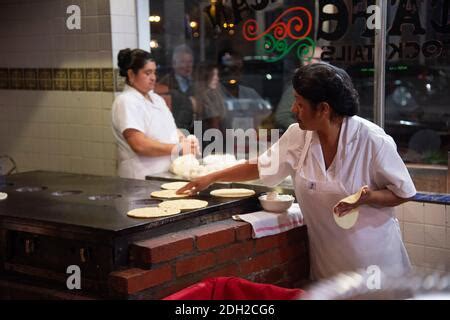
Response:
[158, 44, 196, 132]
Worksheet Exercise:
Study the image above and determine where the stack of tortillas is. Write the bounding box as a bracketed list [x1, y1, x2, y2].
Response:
[150, 189, 189, 199]
[0, 192, 7, 200]
[210, 188, 255, 198]
[160, 181, 189, 190]
[127, 207, 181, 218]
[159, 199, 208, 211]
[333, 186, 367, 229]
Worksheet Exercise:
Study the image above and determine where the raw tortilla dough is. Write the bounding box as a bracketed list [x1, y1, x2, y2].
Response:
[150, 189, 189, 199]
[159, 199, 208, 211]
[160, 181, 189, 190]
[210, 188, 255, 198]
[333, 186, 367, 229]
[127, 207, 181, 218]
[0, 192, 7, 200]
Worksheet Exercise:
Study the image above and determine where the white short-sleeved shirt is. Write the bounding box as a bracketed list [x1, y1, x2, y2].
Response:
[112, 85, 178, 180]
[258, 116, 416, 279]
[259, 116, 416, 198]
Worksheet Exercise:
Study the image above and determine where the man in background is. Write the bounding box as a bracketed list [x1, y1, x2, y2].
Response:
[159, 44, 196, 132]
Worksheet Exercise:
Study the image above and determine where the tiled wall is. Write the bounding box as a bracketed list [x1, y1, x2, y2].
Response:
[110, 0, 138, 68]
[0, 0, 137, 176]
[396, 202, 450, 274]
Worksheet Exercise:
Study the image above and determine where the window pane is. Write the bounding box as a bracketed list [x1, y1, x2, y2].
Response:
[385, 0, 449, 192]
[149, 0, 449, 193]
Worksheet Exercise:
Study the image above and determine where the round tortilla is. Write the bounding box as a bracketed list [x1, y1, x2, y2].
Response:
[333, 186, 367, 229]
[127, 207, 181, 218]
[210, 188, 255, 198]
[150, 189, 189, 199]
[160, 181, 189, 190]
[334, 209, 359, 229]
[159, 199, 208, 211]
[0, 192, 7, 201]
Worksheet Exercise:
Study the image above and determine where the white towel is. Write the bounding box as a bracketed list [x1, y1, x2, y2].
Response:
[232, 203, 304, 239]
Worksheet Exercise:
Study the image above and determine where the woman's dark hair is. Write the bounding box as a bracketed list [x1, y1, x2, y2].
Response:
[292, 62, 359, 117]
[117, 48, 154, 83]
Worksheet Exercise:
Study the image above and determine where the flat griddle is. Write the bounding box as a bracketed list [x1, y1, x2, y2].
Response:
[0, 171, 264, 236]
[0, 171, 266, 283]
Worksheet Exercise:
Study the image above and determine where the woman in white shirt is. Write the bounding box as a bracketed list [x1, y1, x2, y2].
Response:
[112, 48, 198, 179]
[178, 63, 416, 280]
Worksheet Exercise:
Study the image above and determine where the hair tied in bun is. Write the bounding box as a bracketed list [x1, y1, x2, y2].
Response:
[118, 48, 132, 77]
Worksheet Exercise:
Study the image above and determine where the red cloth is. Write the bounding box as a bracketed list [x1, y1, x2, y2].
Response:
[163, 277, 304, 300]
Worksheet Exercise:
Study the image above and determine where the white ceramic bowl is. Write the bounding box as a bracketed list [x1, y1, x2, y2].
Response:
[258, 194, 295, 213]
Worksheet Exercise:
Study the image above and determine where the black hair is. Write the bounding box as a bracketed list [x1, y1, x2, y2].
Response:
[292, 62, 359, 117]
[117, 48, 154, 83]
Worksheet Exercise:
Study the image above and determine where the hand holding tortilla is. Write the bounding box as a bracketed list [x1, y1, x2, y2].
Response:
[333, 186, 369, 229]
[176, 174, 217, 195]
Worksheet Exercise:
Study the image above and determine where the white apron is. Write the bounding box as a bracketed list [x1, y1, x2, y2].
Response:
[293, 132, 411, 280]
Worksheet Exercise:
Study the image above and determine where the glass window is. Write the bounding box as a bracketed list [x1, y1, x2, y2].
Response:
[148, 0, 449, 193]
[384, 0, 449, 192]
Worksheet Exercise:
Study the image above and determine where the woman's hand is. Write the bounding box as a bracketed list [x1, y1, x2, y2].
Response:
[176, 174, 216, 195]
[333, 186, 370, 217]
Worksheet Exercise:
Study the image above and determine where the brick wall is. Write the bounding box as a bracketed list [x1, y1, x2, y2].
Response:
[108, 219, 309, 299]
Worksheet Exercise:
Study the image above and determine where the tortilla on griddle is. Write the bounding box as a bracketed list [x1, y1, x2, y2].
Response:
[159, 199, 208, 211]
[151, 189, 189, 199]
[127, 207, 181, 218]
[210, 188, 255, 198]
[160, 181, 189, 190]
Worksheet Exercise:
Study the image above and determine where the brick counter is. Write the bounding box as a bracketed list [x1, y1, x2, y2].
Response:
[109, 219, 309, 299]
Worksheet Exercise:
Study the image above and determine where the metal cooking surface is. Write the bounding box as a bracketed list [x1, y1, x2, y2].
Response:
[0, 171, 260, 233]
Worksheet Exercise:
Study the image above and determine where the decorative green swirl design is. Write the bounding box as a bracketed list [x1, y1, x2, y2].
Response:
[262, 36, 316, 63]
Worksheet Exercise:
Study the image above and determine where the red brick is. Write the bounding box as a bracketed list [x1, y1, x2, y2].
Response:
[240, 251, 279, 276]
[202, 263, 240, 279]
[176, 252, 216, 277]
[130, 232, 194, 265]
[153, 274, 204, 300]
[108, 265, 173, 294]
[235, 222, 252, 241]
[215, 241, 254, 264]
[254, 233, 289, 253]
[194, 222, 235, 250]
[275, 244, 303, 264]
[253, 266, 285, 284]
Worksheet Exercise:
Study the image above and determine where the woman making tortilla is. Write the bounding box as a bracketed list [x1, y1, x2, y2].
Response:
[112, 48, 198, 180]
[178, 63, 416, 280]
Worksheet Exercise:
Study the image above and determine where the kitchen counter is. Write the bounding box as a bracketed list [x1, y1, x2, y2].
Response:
[0, 171, 308, 299]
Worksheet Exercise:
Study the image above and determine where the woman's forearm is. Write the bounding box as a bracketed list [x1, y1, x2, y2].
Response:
[130, 137, 176, 156]
[124, 129, 176, 156]
[211, 161, 259, 182]
[364, 189, 412, 207]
